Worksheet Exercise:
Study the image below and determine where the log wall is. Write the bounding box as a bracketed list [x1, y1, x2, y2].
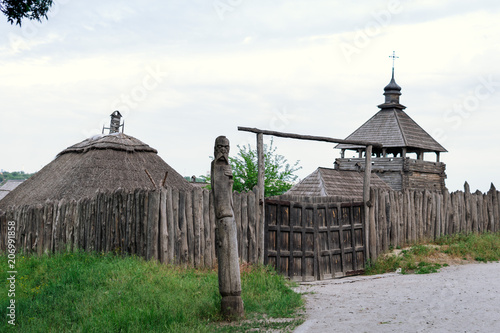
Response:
[366, 184, 500, 261]
[1, 183, 498, 266]
[0, 187, 263, 268]
[335, 157, 447, 192]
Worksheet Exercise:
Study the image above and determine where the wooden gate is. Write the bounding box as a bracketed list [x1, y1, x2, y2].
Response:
[264, 199, 366, 281]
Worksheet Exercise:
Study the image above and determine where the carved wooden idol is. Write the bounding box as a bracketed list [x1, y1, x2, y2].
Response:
[210, 136, 244, 319]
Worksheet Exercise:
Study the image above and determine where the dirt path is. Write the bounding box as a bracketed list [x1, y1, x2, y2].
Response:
[294, 262, 500, 333]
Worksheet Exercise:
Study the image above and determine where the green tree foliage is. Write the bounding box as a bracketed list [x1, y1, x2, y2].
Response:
[1, 0, 53, 26]
[0, 171, 34, 184]
[230, 139, 301, 197]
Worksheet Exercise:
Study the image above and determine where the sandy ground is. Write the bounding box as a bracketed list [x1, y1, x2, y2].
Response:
[294, 262, 500, 333]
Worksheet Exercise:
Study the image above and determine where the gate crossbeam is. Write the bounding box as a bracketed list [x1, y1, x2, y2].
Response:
[237, 126, 382, 262]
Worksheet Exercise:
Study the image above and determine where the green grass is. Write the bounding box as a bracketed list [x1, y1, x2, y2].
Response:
[0, 252, 303, 332]
[365, 232, 500, 276]
[435, 232, 500, 262]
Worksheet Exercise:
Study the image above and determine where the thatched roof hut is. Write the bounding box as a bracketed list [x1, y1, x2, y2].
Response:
[0, 132, 192, 208]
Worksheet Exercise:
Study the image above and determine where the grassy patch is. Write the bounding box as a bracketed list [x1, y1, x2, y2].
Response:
[0, 252, 303, 332]
[365, 244, 444, 275]
[365, 232, 500, 276]
[435, 232, 500, 262]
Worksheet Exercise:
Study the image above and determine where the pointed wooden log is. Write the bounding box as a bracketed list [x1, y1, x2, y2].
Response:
[159, 187, 168, 263]
[186, 190, 194, 265]
[167, 187, 175, 264]
[247, 190, 257, 264]
[241, 192, 249, 263]
[209, 191, 216, 264]
[172, 188, 181, 264]
[203, 189, 212, 267]
[233, 191, 242, 261]
[435, 193, 442, 239]
[369, 188, 377, 262]
[193, 187, 203, 267]
[178, 191, 188, 264]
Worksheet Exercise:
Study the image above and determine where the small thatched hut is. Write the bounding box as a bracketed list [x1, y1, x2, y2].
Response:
[0, 131, 192, 209]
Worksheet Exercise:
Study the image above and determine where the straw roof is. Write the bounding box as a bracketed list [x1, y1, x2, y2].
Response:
[0, 133, 193, 208]
[286, 167, 391, 199]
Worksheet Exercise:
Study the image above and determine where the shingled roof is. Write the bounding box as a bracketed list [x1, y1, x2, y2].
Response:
[336, 109, 447, 152]
[0, 180, 24, 201]
[336, 73, 446, 153]
[285, 167, 391, 200]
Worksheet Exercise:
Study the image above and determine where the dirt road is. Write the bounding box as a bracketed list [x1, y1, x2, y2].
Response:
[294, 262, 500, 333]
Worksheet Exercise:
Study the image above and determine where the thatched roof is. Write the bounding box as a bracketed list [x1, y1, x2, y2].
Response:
[0, 133, 193, 208]
[285, 167, 391, 199]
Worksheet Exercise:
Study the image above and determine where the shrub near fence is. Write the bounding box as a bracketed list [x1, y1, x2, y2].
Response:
[0, 187, 263, 268]
[367, 183, 500, 261]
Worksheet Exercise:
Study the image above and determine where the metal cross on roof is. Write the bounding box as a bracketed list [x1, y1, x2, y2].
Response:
[389, 51, 399, 74]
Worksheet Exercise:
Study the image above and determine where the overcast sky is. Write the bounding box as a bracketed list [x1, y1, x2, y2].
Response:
[1, 0, 500, 192]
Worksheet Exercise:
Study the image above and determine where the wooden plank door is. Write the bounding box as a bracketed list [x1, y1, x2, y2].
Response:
[265, 200, 316, 281]
[265, 199, 366, 281]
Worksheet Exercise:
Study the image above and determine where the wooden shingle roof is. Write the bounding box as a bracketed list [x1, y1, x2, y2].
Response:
[336, 108, 447, 152]
[336, 73, 446, 153]
[286, 167, 391, 200]
[0, 180, 24, 201]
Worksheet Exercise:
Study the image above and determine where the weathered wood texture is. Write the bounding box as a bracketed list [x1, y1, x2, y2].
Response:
[0, 187, 264, 268]
[1, 184, 499, 268]
[264, 199, 366, 281]
[336, 157, 446, 192]
[366, 184, 500, 262]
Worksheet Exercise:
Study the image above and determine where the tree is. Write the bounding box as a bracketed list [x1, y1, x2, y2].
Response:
[1, 0, 54, 26]
[0, 170, 34, 184]
[229, 139, 301, 197]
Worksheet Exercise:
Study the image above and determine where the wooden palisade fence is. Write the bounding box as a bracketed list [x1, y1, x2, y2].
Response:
[366, 183, 500, 261]
[0, 187, 263, 268]
[1, 182, 499, 267]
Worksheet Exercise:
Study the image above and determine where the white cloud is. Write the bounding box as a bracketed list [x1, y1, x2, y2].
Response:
[1, 1, 500, 191]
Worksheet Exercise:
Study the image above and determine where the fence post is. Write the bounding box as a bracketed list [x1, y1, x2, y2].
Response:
[363, 145, 372, 263]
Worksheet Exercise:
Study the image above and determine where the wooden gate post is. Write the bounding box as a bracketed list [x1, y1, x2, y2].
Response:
[363, 145, 372, 262]
[257, 132, 265, 264]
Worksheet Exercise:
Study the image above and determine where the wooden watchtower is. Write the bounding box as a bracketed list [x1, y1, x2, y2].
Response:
[335, 70, 447, 191]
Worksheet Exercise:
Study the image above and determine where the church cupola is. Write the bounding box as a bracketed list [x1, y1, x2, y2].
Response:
[378, 51, 405, 110]
[383, 72, 401, 104]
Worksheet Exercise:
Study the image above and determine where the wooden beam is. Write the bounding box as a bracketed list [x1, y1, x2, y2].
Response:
[238, 127, 383, 148]
[256, 132, 265, 264]
[363, 145, 372, 261]
[363, 145, 372, 206]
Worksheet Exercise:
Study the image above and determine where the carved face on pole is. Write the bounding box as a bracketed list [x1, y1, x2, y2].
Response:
[214, 136, 230, 163]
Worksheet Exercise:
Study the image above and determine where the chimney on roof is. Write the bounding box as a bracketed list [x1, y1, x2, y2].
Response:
[102, 111, 124, 134]
[110, 111, 123, 133]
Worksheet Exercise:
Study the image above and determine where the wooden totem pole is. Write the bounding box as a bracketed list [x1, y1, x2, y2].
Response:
[210, 136, 244, 319]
